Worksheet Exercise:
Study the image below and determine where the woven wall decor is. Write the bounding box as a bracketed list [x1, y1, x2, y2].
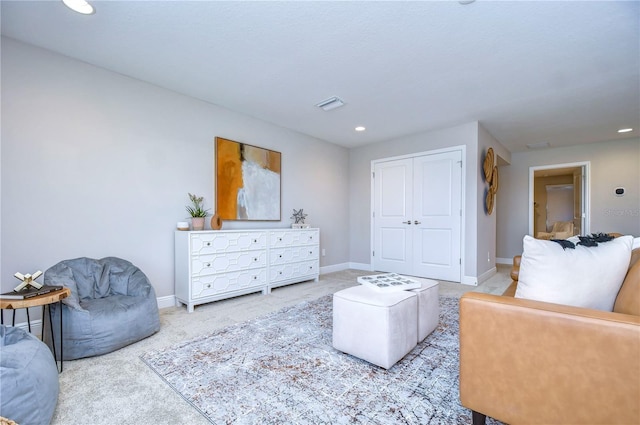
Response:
[483, 148, 499, 215]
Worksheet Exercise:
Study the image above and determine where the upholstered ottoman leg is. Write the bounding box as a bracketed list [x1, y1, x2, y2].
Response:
[409, 279, 440, 342]
[332, 286, 418, 369]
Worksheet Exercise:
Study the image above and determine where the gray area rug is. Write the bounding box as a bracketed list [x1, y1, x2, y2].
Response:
[141, 295, 501, 424]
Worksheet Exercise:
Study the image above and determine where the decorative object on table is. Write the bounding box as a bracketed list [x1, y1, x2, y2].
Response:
[1, 270, 64, 300]
[13, 271, 43, 291]
[210, 213, 222, 230]
[357, 273, 422, 292]
[290, 208, 309, 228]
[186, 193, 210, 231]
[43, 257, 160, 360]
[176, 221, 190, 231]
[1, 285, 63, 300]
[216, 137, 281, 221]
[483, 147, 499, 215]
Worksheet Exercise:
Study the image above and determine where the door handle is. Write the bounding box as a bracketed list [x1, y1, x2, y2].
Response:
[414, 220, 421, 225]
[402, 221, 412, 225]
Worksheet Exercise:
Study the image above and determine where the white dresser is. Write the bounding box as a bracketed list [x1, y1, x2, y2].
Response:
[175, 228, 320, 312]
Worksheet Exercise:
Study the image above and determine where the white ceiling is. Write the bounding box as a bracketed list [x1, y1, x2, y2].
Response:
[2, 0, 639, 152]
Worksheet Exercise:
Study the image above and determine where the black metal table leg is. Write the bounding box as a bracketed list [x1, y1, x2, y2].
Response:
[41, 306, 46, 341]
[47, 304, 61, 373]
[26, 307, 31, 333]
[59, 300, 63, 372]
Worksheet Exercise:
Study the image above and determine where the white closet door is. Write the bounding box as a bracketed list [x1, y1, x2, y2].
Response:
[412, 150, 462, 281]
[373, 150, 462, 282]
[373, 158, 413, 274]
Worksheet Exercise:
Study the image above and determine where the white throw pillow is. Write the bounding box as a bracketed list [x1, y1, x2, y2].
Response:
[515, 235, 633, 311]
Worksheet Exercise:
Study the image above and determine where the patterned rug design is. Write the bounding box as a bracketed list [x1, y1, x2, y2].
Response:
[141, 295, 501, 424]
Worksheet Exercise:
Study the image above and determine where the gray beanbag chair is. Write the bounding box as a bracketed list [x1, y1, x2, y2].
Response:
[0, 325, 59, 424]
[43, 257, 160, 360]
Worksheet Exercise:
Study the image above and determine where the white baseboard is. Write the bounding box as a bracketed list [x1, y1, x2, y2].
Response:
[477, 267, 497, 285]
[348, 262, 372, 271]
[319, 263, 350, 274]
[157, 295, 177, 310]
[461, 275, 478, 286]
[496, 257, 512, 265]
[1, 319, 44, 337]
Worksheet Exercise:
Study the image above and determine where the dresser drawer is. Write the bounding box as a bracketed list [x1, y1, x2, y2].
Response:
[269, 246, 319, 265]
[270, 259, 318, 283]
[191, 268, 267, 299]
[190, 232, 267, 255]
[269, 229, 319, 248]
[191, 250, 267, 276]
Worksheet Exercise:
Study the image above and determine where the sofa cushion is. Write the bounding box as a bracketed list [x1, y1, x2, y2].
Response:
[515, 235, 633, 311]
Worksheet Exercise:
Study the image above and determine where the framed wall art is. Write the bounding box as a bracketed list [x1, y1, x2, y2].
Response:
[215, 137, 281, 221]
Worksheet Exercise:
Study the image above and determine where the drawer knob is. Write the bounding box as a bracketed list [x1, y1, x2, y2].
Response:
[253, 276, 257, 280]
[309, 251, 313, 254]
[253, 239, 257, 243]
[206, 242, 211, 246]
[206, 263, 211, 267]
[254, 258, 258, 262]
[279, 271, 283, 275]
[279, 254, 282, 258]
[207, 284, 211, 288]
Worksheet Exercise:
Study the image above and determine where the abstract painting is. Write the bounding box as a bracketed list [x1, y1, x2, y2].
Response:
[215, 137, 281, 221]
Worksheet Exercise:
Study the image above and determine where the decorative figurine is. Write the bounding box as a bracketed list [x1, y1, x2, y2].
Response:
[291, 209, 310, 228]
[13, 270, 43, 291]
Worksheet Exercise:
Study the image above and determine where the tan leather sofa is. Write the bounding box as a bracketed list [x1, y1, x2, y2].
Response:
[459, 246, 640, 425]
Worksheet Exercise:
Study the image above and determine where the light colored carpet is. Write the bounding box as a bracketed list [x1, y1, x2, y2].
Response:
[50, 267, 512, 424]
[141, 295, 503, 424]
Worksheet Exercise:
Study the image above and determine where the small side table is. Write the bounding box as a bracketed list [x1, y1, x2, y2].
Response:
[0, 287, 71, 372]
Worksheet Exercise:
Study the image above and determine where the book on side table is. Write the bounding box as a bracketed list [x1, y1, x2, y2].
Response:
[0, 285, 64, 300]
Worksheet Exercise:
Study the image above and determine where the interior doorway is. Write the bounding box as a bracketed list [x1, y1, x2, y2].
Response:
[529, 162, 590, 238]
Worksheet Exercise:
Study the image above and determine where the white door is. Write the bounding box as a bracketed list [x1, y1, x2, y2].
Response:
[372, 158, 413, 273]
[412, 151, 462, 281]
[373, 150, 462, 282]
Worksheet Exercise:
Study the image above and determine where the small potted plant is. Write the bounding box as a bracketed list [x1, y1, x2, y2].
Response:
[186, 193, 210, 231]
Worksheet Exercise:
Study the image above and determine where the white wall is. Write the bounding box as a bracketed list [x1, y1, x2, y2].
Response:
[1, 38, 350, 309]
[348, 121, 509, 284]
[497, 138, 640, 260]
[477, 124, 510, 280]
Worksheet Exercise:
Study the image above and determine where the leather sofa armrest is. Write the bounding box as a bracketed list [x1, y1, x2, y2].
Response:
[459, 293, 640, 425]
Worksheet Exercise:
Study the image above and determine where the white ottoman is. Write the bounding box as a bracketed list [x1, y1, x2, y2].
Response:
[409, 278, 440, 341]
[332, 285, 418, 369]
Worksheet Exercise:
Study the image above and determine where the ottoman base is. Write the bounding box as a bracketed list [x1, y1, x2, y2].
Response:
[332, 285, 418, 369]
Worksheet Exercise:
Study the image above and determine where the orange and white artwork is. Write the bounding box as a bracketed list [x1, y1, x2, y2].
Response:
[215, 137, 281, 221]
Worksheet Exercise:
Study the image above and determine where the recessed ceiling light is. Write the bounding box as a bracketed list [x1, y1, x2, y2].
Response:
[62, 0, 95, 15]
[355, 126, 366, 132]
[618, 128, 633, 133]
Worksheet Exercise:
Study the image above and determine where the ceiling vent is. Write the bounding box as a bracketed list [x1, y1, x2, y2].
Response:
[526, 141, 551, 150]
[315, 96, 345, 111]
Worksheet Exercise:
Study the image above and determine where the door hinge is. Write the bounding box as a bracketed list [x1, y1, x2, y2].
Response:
[373, 250, 375, 257]
[459, 258, 462, 265]
[373, 211, 375, 218]
[458, 160, 462, 168]
[372, 171, 375, 178]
